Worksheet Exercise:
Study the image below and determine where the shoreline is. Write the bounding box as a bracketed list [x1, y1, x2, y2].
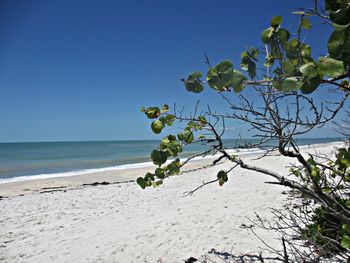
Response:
[0, 141, 342, 185]
[0, 147, 268, 185]
[0, 141, 343, 198]
[0, 141, 344, 262]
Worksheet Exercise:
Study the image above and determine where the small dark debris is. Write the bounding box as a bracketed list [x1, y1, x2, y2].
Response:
[82, 181, 110, 187]
[41, 186, 66, 190]
[240, 223, 254, 229]
[184, 257, 197, 263]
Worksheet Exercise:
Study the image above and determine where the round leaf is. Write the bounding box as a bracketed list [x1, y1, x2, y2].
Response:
[185, 72, 204, 93]
[298, 75, 322, 94]
[207, 60, 234, 91]
[150, 150, 167, 166]
[328, 26, 350, 61]
[271, 16, 283, 28]
[151, 120, 164, 134]
[318, 57, 345, 78]
[165, 114, 175, 126]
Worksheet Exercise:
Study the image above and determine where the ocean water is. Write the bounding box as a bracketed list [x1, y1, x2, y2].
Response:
[0, 138, 342, 183]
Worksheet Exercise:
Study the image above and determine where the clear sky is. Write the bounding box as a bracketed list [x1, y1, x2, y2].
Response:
[0, 0, 342, 142]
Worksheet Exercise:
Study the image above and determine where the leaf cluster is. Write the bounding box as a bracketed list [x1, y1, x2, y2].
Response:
[183, 1, 349, 95]
[290, 147, 350, 254]
[138, 106, 209, 189]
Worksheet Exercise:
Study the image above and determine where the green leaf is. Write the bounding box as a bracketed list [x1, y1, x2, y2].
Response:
[341, 235, 350, 249]
[318, 57, 345, 78]
[232, 70, 247, 92]
[322, 187, 332, 194]
[328, 26, 350, 61]
[261, 27, 274, 44]
[343, 223, 350, 232]
[183, 130, 194, 144]
[240, 53, 256, 79]
[144, 107, 161, 119]
[285, 39, 300, 60]
[177, 133, 184, 141]
[137, 177, 146, 189]
[165, 114, 175, 126]
[151, 120, 164, 134]
[248, 62, 256, 79]
[298, 75, 322, 94]
[247, 47, 259, 61]
[340, 150, 350, 167]
[167, 159, 181, 175]
[216, 60, 234, 72]
[144, 172, 155, 181]
[150, 150, 167, 166]
[301, 17, 311, 30]
[327, 2, 350, 25]
[152, 180, 163, 187]
[277, 28, 290, 46]
[300, 44, 312, 58]
[289, 39, 299, 48]
[217, 170, 228, 186]
[274, 77, 299, 92]
[240, 54, 250, 71]
[160, 135, 176, 148]
[155, 168, 165, 179]
[299, 62, 318, 78]
[282, 61, 295, 75]
[277, 28, 290, 40]
[165, 141, 182, 157]
[184, 72, 204, 93]
[206, 60, 234, 91]
[271, 79, 280, 90]
[271, 16, 282, 28]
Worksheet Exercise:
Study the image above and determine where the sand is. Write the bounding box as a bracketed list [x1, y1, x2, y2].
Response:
[0, 142, 343, 263]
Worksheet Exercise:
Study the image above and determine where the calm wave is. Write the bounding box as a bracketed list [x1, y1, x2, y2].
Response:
[0, 138, 342, 183]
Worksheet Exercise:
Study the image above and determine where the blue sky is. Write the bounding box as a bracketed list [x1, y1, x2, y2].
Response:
[0, 0, 342, 142]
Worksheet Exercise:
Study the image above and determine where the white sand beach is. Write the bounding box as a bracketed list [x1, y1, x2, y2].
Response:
[0, 142, 343, 263]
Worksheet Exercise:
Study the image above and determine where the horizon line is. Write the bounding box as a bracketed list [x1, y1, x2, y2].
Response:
[0, 137, 345, 144]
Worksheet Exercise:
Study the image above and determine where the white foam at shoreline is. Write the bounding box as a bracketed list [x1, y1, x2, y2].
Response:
[0, 161, 155, 184]
[0, 142, 342, 184]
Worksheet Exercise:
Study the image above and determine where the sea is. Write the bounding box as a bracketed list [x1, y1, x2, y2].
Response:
[0, 138, 342, 184]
